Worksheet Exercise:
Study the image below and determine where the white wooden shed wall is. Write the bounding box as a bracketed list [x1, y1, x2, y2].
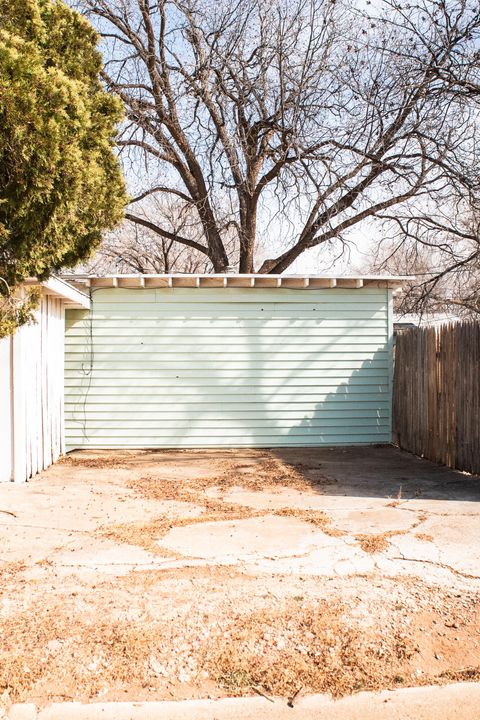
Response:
[0, 295, 65, 482]
[64, 284, 394, 449]
[0, 280, 90, 482]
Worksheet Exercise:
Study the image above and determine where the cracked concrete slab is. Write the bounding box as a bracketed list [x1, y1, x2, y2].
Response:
[206, 485, 393, 512]
[159, 515, 330, 562]
[3, 446, 478, 586]
[30, 536, 171, 577]
[1, 446, 480, 709]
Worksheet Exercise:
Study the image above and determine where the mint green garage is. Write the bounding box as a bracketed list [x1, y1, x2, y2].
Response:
[63, 274, 401, 450]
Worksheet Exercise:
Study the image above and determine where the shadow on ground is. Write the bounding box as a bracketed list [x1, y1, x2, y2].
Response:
[272, 445, 480, 503]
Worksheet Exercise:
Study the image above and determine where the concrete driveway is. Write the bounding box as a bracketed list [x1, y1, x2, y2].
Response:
[1, 446, 479, 710]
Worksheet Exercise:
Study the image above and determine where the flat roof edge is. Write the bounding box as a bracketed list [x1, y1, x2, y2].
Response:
[62, 273, 412, 291]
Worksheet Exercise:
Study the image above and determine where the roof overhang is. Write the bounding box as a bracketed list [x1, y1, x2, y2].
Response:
[63, 273, 412, 292]
[25, 276, 91, 309]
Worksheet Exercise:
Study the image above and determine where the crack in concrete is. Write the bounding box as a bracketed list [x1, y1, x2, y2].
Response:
[390, 553, 480, 580]
[385, 504, 480, 519]
[0, 521, 94, 533]
[51, 559, 183, 569]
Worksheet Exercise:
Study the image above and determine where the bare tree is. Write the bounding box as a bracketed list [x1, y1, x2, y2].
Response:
[86, 197, 214, 273]
[79, 0, 480, 273]
[370, 209, 480, 317]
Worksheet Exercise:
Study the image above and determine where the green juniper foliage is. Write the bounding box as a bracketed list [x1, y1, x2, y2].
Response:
[0, 0, 127, 335]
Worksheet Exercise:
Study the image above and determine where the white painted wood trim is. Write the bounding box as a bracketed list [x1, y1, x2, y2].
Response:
[24, 276, 90, 309]
[62, 273, 413, 293]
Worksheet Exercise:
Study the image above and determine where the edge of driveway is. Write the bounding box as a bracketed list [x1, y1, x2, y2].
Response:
[7, 682, 480, 720]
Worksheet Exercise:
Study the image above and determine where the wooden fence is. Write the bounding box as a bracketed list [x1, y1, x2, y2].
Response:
[393, 321, 480, 474]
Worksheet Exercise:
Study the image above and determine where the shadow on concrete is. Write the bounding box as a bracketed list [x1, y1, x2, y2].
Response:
[271, 444, 480, 503]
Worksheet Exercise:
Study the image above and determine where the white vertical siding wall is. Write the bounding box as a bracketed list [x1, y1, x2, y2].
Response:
[65, 287, 393, 449]
[0, 335, 13, 482]
[0, 294, 65, 482]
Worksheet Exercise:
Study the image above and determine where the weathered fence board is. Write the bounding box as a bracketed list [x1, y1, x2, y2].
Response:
[393, 322, 480, 474]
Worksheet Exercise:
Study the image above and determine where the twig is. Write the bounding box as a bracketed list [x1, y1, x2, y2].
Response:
[287, 686, 303, 707]
[251, 685, 275, 703]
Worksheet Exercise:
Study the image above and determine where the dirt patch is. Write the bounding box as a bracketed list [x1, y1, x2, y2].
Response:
[0, 604, 169, 703]
[1, 585, 479, 706]
[0, 561, 26, 583]
[203, 601, 414, 698]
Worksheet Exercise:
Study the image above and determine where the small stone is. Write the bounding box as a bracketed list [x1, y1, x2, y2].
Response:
[46, 639, 63, 653]
[149, 655, 168, 677]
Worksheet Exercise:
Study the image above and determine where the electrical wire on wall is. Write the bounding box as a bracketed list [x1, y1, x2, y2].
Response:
[79, 287, 98, 441]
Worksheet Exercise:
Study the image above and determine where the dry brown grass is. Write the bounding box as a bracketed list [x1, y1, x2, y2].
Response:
[438, 667, 480, 682]
[99, 504, 341, 555]
[59, 455, 128, 469]
[355, 531, 407, 554]
[202, 601, 415, 698]
[1, 572, 478, 705]
[0, 605, 169, 702]
[273, 508, 345, 537]
[0, 561, 26, 585]
[100, 522, 181, 556]
[100, 455, 340, 553]
[129, 455, 327, 503]
[415, 533, 434, 543]
[216, 457, 329, 493]
[98, 496, 265, 554]
[98, 504, 259, 555]
[355, 513, 428, 554]
[0, 600, 416, 703]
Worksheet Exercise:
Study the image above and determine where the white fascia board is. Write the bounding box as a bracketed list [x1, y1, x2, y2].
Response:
[25, 277, 91, 309]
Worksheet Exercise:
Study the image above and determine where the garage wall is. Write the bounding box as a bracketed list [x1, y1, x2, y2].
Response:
[64, 287, 393, 449]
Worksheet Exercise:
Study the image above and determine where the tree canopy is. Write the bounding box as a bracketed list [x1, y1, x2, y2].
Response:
[80, 0, 480, 275]
[0, 0, 127, 335]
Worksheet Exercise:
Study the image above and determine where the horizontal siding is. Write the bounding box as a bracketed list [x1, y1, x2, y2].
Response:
[64, 287, 392, 448]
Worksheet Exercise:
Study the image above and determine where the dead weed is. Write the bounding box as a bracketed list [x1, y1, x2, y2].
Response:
[415, 533, 434, 543]
[355, 532, 398, 554]
[100, 457, 340, 553]
[0, 561, 26, 585]
[0, 606, 168, 702]
[202, 601, 415, 698]
[59, 455, 128, 469]
[273, 508, 345, 537]
[99, 504, 341, 555]
[129, 455, 327, 503]
[356, 514, 428, 554]
[0, 600, 415, 703]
